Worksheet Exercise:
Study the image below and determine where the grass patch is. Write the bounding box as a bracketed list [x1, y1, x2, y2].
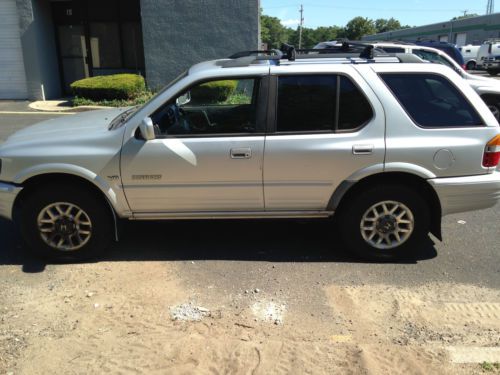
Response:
[481, 362, 500, 372]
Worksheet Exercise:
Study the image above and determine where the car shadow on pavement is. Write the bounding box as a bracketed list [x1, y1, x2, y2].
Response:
[0, 218, 437, 273]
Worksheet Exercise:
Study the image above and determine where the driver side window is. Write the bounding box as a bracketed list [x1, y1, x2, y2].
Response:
[152, 78, 260, 137]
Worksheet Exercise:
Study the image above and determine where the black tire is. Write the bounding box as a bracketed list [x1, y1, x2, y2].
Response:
[336, 185, 430, 261]
[466, 61, 476, 71]
[487, 69, 499, 76]
[484, 97, 500, 121]
[18, 184, 113, 261]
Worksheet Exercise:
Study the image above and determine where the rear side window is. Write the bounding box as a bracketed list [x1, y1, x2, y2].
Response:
[380, 73, 484, 127]
[277, 75, 373, 132]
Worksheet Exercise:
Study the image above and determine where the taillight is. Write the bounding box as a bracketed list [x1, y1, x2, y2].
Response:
[483, 134, 500, 168]
[462, 64, 467, 70]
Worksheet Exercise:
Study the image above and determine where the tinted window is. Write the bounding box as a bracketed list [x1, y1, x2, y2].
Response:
[412, 49, 455, 69]
[276, 75, 372, 132]
[338, 76, 373, 130]
[152, 78, 260, 136]
[277, 75, 337, 132]
[381, 47, 405, 53]
[381, 73, 483, 127]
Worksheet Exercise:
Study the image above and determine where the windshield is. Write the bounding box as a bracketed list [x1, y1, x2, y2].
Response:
[108, 70, 188, 130]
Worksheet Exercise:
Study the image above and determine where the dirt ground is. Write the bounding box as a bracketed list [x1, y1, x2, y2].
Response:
[1, 258, 499, 375]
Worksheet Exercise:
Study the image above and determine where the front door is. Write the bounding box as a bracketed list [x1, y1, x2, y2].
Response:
[121, 77, 268, 214]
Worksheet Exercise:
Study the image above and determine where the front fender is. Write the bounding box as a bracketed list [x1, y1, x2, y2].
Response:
[13, 163, 127, 215]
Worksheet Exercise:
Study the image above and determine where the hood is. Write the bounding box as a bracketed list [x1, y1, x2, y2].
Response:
[465, 75, 500, 95]
[3, 108, 126, 146]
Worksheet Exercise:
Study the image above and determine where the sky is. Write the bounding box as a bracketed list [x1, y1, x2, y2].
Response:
[260, 0, 492, 29]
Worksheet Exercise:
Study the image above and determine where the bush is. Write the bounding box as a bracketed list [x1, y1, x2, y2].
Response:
[72, 90, 154, 108]
[70, 74, 146, 101]
[191, 80, 238, 104]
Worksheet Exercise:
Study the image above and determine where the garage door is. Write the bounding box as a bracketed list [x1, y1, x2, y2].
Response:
[0, 0, 28, 99]
[455, 33, 467, 47]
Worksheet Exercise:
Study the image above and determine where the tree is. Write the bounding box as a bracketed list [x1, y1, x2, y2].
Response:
[260, 14, 291, 49]
[451, 13, 479, 21]
[375, 18, 402, 33]
[344, 17, 376, 40]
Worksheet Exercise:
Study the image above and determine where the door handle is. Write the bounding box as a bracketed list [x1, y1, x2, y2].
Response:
[230, 148, 252, 159]
[352, 144, 374, 155]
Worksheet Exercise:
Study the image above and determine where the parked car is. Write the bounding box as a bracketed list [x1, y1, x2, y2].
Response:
[478, 39, 500, 76]
[0, 49, 499, 261]
[413, 40, 465, 68]
[459, 44, 481, 70]
[315, 41, 500, 121]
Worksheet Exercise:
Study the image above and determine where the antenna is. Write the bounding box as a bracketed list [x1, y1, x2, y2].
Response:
[487, 0, 494, 14]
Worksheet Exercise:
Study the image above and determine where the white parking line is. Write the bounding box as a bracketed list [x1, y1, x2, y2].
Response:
[0, 111, 75, 115]
[447, 347, 500, 363]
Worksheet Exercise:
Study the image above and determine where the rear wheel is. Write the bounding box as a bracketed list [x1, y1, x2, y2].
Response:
[337, 185, 430, 260]
[466, 61, 476, 70]
[19, 185, 113, 261]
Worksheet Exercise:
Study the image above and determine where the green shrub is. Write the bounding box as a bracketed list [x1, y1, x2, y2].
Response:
[70, 74, 146, 101]
[191, 80, 238, 104]
[72, 90, 154, 108]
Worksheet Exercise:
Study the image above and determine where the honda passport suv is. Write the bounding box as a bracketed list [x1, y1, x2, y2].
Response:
[0, 48, 499, 261]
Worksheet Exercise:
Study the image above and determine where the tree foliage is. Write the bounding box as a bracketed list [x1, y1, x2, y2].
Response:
[261, 14, 291, 49]
[451, 13, 479, 21]
[374, 18, 403, 33]
[260, 13, 407, 49]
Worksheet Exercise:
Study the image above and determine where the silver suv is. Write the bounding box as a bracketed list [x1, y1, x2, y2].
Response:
[1, 50, 500, 261]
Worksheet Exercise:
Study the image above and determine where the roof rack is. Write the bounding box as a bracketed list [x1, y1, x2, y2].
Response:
[222, 42, 425, 68]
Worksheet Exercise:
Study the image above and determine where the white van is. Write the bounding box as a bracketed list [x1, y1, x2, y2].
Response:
[459, 44, 480, 70]
[477, 39, 500, 72]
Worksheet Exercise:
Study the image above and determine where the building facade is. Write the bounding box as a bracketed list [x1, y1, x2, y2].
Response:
[0, 0, 259, 100]
[363, 13, 500, 48]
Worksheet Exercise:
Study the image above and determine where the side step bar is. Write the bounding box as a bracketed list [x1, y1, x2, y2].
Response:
[130, 210, 334, 220]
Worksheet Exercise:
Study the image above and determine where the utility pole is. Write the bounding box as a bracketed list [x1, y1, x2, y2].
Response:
[298, 4, 304, 49]
[461, 9, 468, 17]
[487, 0, 494, 15]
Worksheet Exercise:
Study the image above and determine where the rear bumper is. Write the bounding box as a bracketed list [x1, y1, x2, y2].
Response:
[0, 182, 22, 221]
[429, 172, 500, 216]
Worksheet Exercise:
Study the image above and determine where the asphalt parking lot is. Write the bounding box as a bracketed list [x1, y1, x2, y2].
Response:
[0, 102, 499, 374]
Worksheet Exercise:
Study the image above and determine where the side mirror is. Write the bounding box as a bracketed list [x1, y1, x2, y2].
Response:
[139, 117, 155, 141]
[176, 91, 191, 106]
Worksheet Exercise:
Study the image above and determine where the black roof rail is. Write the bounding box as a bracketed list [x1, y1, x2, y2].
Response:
[225, 42, 398, 67]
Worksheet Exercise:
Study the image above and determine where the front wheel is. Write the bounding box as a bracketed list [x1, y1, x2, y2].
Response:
[487, 69, 499, 76]
[337, 185, 430, 260]
[19, 185, 113, 261]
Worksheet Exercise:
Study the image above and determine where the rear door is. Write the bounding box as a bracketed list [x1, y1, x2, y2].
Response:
[263, 65, 386, 211]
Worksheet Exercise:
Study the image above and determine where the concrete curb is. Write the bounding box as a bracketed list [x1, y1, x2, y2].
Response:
[29, 100, 111, 113]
